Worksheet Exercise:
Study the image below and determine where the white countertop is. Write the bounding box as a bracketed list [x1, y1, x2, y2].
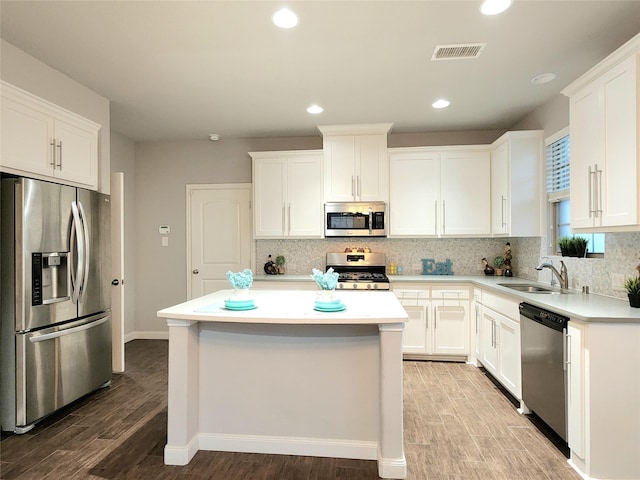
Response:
[157, 289, 408, 325]
[254, 274, 640, 323]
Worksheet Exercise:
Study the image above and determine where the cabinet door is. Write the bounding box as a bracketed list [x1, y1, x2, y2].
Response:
[253, 158, 286, 237]
[432, 299, 469, 355]
[570, 84, 601, 229]
[491, 142, 509, 235]
[287, 154, 323, 237]
[481, 309, 499, 373]
[323, 136, 356, 202]
[357, 134, 387, 202]
[389, 152, 439, 236]
[497, 314, 521, 399]
[53, 118, 98, 188]
[473, 296, 482, 362]
[1, 96, 54, 176]
[440, 151, 491, 236]
[567, 323, 584, 459]
[400, 304, 429, 354]
[601, 55, 638, 227]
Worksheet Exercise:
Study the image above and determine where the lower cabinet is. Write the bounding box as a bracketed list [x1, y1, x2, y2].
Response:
[394, 284, 470, 358]
[478, 292, 521, 399]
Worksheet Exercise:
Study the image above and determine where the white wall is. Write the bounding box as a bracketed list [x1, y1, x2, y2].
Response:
[110, 132, 136, 337]
[0, 40, 111, 193]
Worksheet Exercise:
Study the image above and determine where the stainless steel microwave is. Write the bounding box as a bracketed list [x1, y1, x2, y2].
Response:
[324, 202, 386, 237]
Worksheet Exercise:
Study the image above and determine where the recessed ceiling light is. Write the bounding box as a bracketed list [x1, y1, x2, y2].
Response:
[531, 73, 557, 84]
[273, 8, 298, 28]
[432, 99, 451, 109]
[480, 0, 512, 15]
[307, 105, 324, 114]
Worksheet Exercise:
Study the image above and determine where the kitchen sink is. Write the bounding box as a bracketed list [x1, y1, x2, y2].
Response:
[498, 283, 569, 294]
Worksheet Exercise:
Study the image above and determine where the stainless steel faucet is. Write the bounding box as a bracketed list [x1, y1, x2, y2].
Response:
[536, 260, 568, 289]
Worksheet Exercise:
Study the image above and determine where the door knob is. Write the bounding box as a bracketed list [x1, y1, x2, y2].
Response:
[111, 279, 119, 286]
[193, 269, 199, 274]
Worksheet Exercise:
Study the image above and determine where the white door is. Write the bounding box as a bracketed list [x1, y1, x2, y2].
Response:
[187, 184, 252, 299]
[110, 172, 125, 372]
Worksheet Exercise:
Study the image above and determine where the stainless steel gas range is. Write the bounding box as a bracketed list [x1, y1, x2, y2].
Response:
[326, 250, 390, 291]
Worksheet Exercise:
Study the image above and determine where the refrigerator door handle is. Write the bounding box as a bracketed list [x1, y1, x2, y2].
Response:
[77, 201, 91, 300]
[28, 316, 109, 343]
[70, 201, 85, 304]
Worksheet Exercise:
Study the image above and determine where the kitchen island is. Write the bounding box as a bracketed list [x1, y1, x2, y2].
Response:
[157, 289, 408, 479]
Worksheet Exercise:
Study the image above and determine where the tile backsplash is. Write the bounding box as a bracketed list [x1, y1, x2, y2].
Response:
[256, 237, 538, 278]
[257, 231, 640, 300]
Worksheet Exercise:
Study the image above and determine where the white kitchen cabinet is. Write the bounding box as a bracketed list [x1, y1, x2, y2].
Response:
[251, 150, 323, 238]
[490, 130, 543, 236]
[431, 286, 471, 355]
[319, 124, 392, 203]
[1, 81, 100, 189]
[564, 319, 640, 480]
[562, 37, 640, 231]
[394, 284, 470, 358]
[478, 290, 521, 399]
[472, 288, 482, 365]
[388, 146, 490, 237]
[393, 287, 430, 354]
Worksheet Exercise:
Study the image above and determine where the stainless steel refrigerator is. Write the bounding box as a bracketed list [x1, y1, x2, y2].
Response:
[1, 176, 111, 433]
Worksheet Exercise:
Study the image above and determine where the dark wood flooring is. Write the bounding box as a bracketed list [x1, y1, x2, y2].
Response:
[1, 340, 581, 479]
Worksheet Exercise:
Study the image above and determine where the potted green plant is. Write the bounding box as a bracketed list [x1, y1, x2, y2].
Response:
[558, 236, 572, 257]
[625, 275, 640, 308]
[275, 255, 286, 274]
[572, 237, 588, 258]
[493, 256, 505, 276]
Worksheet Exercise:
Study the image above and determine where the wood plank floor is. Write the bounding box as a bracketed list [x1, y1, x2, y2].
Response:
[1, 340, 581, 479]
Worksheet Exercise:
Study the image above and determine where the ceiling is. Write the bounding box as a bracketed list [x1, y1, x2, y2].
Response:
[1, 1, 639, 142]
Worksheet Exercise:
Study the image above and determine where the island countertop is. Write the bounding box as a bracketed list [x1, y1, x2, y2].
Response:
[157, 289, 408, 325]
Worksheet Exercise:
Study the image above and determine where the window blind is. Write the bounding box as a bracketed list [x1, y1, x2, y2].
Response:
[546, 135, 570, 193]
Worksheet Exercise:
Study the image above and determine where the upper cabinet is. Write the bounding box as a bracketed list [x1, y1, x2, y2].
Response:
[1, 81, 100, 190]
[388, 146, 491, 237]
[562, 34, 640, 231]
[251, 150, 323, 239]
[319, 123, 392, 203]
[490, 130, 543, 237]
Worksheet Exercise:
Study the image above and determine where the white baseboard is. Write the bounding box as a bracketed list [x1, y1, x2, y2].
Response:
[164, 436, 199, 466]
[198, 433, 378, 460]
[124, 331, 169, 343]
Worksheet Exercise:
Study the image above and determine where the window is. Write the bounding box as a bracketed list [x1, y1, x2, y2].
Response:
[546, 128, 604, 256]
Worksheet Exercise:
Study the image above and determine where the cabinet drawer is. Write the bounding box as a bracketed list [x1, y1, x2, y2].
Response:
[431, 286, 470, 300]
[394, 288, 429, 306]
[482, 291, 519, 320]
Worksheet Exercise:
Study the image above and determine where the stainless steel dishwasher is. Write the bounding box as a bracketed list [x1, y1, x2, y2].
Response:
[519, 302, 569, 441]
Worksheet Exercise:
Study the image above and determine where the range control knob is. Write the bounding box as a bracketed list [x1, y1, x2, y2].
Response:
[373, 284, 378, 289]
[366, 284, 372, 289]
[352, 283, 358, 289]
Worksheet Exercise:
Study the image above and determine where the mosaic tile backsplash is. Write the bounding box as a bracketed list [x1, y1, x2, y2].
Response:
[256, 231, 640, 300]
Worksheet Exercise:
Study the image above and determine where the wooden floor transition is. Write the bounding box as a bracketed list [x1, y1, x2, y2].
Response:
[0, 340, 581, 479]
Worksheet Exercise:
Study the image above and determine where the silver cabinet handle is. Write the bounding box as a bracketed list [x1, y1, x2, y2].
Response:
[351, 176, 355, 197]
[57, 140, 63, 169]
[288, 203, 291, 234]
[434, 200, 438, 235]
[501, 195, 507, 228]
[357, 175, 360, 198]
[595, 164, 603, 217]
[192, 269, 199, 274]
[442, 200, 446, 235]
[587, 165, 596, 218]
[50, 140, 56, 167]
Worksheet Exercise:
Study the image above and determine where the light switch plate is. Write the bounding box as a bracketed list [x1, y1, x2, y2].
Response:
[162, 236, 169, 247]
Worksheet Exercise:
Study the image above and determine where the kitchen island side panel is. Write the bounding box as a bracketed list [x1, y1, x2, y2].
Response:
[197, 323, 380, 441]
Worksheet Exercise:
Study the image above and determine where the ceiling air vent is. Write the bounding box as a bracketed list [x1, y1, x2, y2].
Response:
[431, 43, 486, 61]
